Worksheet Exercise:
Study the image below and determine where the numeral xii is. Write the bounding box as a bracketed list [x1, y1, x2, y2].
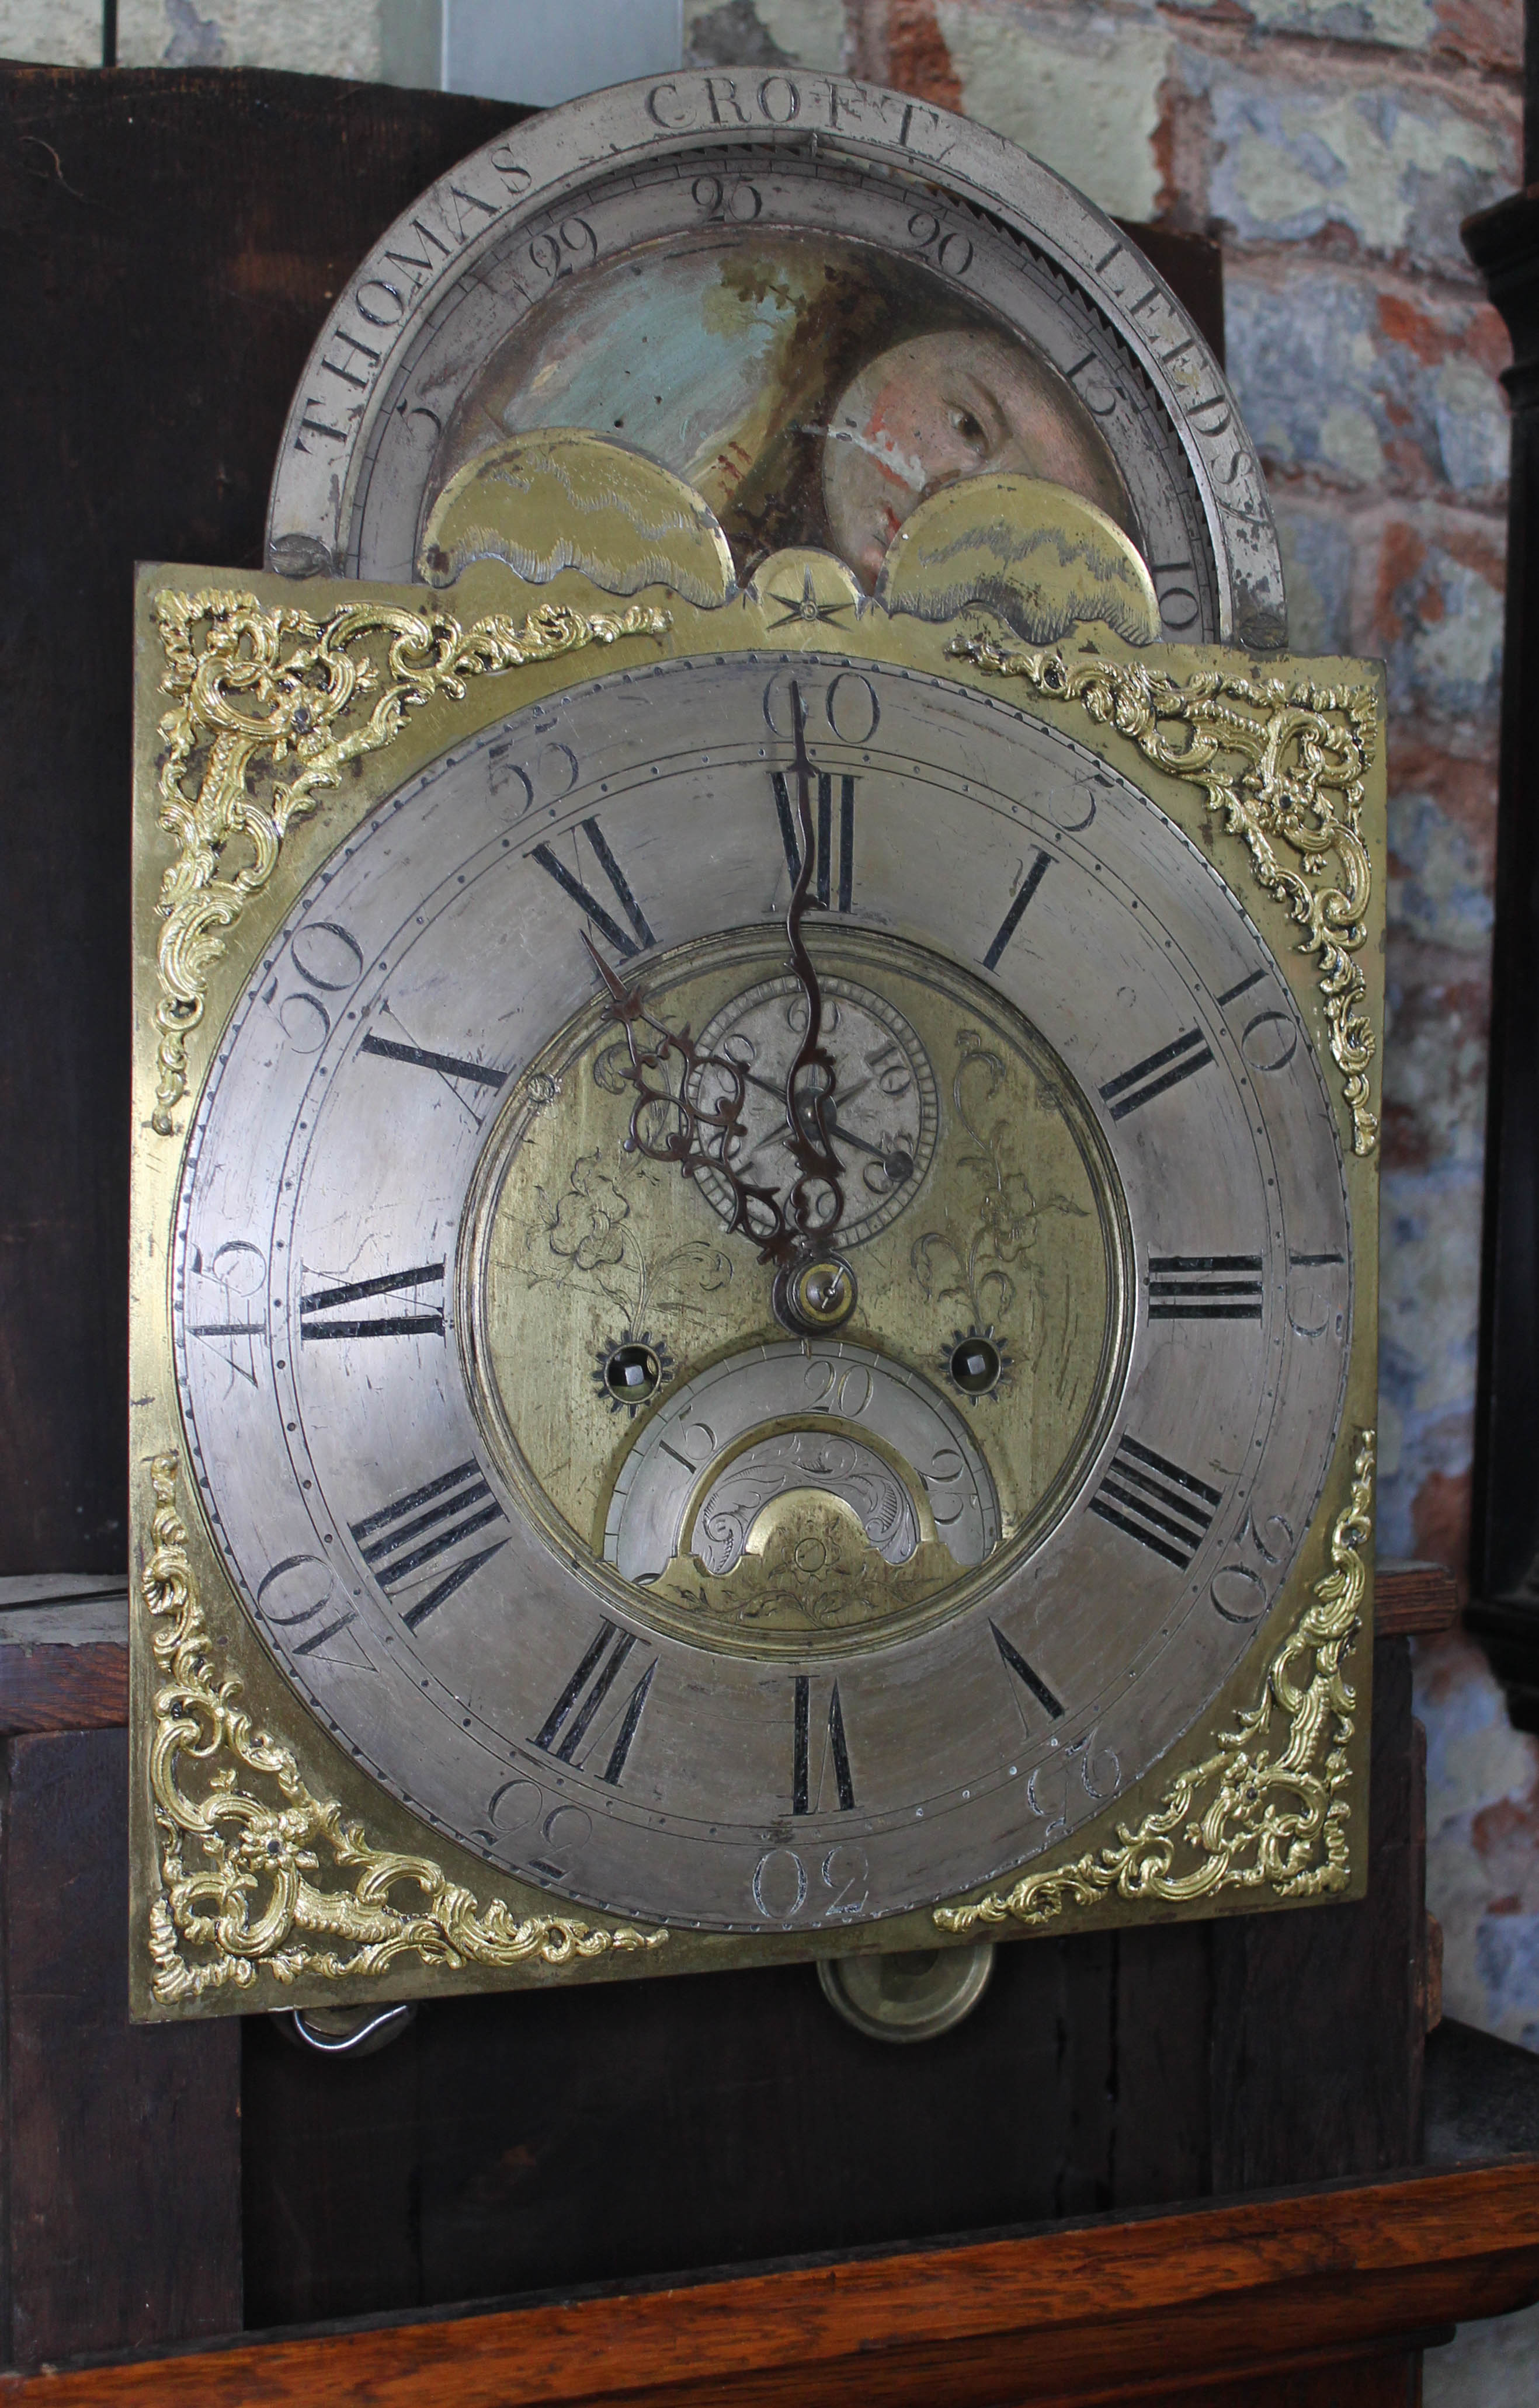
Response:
[772, 769, 856, 912]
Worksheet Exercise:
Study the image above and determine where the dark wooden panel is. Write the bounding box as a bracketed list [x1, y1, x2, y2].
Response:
[1210, 1638, 1426, 2190]
[0, 65, 529, 1572]
[1375, 1562, 1458, 1637]
[2, 2163, 1533, 2407]
[1, 1730, 241, 2365]
[0, 1643, 127, 1735]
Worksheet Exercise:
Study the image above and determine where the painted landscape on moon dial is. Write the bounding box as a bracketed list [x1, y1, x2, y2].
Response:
[433, 234, 1137, 586]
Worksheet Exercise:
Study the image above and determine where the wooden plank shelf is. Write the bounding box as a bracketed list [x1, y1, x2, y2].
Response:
[6, 2160, 1537, 2408]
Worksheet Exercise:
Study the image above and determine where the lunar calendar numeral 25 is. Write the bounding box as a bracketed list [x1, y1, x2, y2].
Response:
[350, 1461, 508, 1630]
[772, 769, 857, 912]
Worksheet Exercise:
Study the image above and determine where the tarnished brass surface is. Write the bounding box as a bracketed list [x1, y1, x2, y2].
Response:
[129, 502, 1383, 2015]
[953, 636, 1380, 1154]
[141, 1454, 668, 2006]
[937, 1428, 1375, 1930]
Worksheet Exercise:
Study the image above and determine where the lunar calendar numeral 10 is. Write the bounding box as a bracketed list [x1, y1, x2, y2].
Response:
[771, 768, 856, 912]
[1089, 1436, 1222, 1570]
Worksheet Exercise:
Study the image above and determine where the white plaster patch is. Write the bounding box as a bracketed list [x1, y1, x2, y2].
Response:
[0, 0, 100, 62]
[1411, 556, 1505, 704]
[1426, 2298, 1539, 2406]
[117, 0, 384, 75]
[1318, 401, 1385, 483]
[1434, 358, 1512, 494]
[1380, 1170, 1484, 1417]
[751, 0, 845, 66]
[935, 3, 1169, 222]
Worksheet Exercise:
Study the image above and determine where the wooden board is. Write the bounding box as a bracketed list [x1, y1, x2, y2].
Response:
[2, 2160, 1533, 2407]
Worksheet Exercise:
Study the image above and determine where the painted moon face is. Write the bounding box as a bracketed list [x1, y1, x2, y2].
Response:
[822, 330, 1133, 587]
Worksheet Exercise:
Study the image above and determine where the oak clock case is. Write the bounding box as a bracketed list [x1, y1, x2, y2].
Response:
[128, 549, 1381, 2021]
[264, 72, 1284, 653]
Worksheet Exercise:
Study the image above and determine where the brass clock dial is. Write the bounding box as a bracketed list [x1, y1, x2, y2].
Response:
[162, 643, 1360, 1943]
[264, 74, 1285, 649]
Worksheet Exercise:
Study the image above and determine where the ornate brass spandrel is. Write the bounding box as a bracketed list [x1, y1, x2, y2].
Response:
[936, 1428, 1375, 1934]
[950, 636, 1381, 1156]
[148, 585, 669, 1135]
[139, 1452, 668, 2003]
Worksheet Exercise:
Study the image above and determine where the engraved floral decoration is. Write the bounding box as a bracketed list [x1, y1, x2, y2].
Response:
[936, 1429, 1374, 1933]
[951, 640, 1380, 1155]
[911, 1030, 1086, 1363]
[148, 587, 669, 1135]
[522, 1148, 734, 1328]
[140, 1453, 666, 2002]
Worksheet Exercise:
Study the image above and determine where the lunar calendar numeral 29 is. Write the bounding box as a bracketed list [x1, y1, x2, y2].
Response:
[772, 769, 856, 912]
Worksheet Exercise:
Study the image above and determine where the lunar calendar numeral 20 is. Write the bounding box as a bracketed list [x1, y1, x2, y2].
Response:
[533, 1621, 656, 1786]
[530, 817, 655, 958]
[350, 1461, 508, 1630]
[771, 769, 857, 912]
[1089, 1437, 1222, 1570]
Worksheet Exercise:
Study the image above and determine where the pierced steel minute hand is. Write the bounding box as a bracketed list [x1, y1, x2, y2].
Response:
[779, 678, 846, 1245]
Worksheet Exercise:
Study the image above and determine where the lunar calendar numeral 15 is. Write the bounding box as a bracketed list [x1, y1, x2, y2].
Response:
[300, 1262, 445, 1341]
[793, 1675, 857, 1814]
[533, 1621, 656, 1786]
[350, 1461, 508, 1630]
[530, 817, 655, 958]
[1147, 1254, 1264, 1321]
[771, 769, 856, 912]
[1089, 1436, 1222, 1570]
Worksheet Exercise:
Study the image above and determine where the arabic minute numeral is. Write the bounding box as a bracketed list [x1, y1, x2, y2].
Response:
[532, 1620, 657, 1786]
[298, 1261, 446, 1341]
[1089, 1436, 1222, 1570]
[529, 816, 655, 959]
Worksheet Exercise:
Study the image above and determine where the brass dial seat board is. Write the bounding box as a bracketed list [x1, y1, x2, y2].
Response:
[129, 519, 1381, 2016]
[264, 73, 1285, 652]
